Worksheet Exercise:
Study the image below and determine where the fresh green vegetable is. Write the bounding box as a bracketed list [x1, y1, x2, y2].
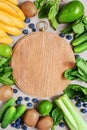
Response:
[38, 0, 60, 30]
[0, 98, 16, 122]
[51, 107, 63, 126]
[64, 57, 87, 83]
[64, 84, 87, 101]
[55, 94, 87, 130]
[13, 105, 27, 121]
[0, 44, 12, 58]
[0, 57, 15, 85]
[74, 40, 87, 53]
[38, 100, 53, 116]
[72, 32, 87, 46]
[61, 24, 73, 34]
[72, 22, 84, 34]
[50, 17, 58, 30]
[1, 106, 16, 129]
[58, 1, 84, 23]
[34, 0, 47, 9]
[38, 2, 53, 18]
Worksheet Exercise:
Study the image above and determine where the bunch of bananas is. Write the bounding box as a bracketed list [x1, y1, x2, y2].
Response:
[0, 0, 25, 44]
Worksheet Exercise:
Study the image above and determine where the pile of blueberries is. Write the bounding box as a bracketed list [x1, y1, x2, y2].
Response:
[59, 33, 72, 40]
[22, 18, 36, 35]
[74, 97, 87, 113]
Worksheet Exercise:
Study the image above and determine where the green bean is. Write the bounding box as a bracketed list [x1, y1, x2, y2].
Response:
[74, 40, 87, 53]
[72, 32, 87, 46]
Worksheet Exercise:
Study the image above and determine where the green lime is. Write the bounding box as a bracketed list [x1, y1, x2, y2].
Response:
[0, 44, 12, 58]
[38, 100, 53, 116]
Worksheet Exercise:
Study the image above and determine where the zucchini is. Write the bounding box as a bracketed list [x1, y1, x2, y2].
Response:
[0, 98, 16, 122]
[1, 106, 16, 129]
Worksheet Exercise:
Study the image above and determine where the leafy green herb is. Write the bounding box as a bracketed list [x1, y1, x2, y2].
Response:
[72, 22, 85, 34]
[51, 107, 63, 125]
[0, 57, 15, 85]
[64, 57, 87, 83]
[48, 1, 59, 20]
[50, 17, 58, 30]
[34, 0, 47, 9]
[38, 0, 60, 30]
[64, 84, 87, 101]
[38, 2, 53, 18]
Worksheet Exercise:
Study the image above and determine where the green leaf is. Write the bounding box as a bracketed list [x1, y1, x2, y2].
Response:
[48, 1, 59, 20]
[34, 0, 47, 9]
[38, 2, 53, 18]
[50, 17, 58, 30]
[51, 108, 63, 125]
[64, 84, 87, 101]
[64, 68, 78, 80]
[72, 22, 85, 34]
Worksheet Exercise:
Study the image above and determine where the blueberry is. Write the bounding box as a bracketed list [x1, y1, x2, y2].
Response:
[66, 35, 72, 40]
[25, 18, 31, 23]
[81, 108, 87, 113]
[32, 98, 38, 103]
[59, 122, 65, 127]
[23, 29, 28, 34]
[20, 120, 24, 125]
[18, 96, 23, 101]
[59, 33, 65, 38]
[29, 23, 35, 29]
[22, 125, 27, 130]
[74, 97, 80, 102]
[32, 28, 36, 32]
[16, 100, 21, 105]
[27, 102, 32, 107]
[16, 118, 21, 123]
[83, 103, 87, 108]
[16, 125, 20, 129]
[13, 89, 18, 93]
[25, 97, 30, 101]
[76, 102, 81, 108]
[75, 54, 80, 59]
[11, 123, 16, 127]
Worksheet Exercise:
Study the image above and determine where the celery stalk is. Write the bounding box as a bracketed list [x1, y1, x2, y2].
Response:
[55, 94, 87, 130]
[55, 99, 78, 130]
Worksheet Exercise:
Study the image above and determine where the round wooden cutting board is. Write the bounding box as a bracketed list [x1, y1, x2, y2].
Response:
[11, 31, 75, 98]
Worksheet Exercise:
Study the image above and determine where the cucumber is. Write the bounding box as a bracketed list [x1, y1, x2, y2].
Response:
[0, 98, 16, 122]
[13, 105, 27, 121]
[72, 32, 87, 46]
[1, 106, 16, 129]
[74, 41, 87, 53]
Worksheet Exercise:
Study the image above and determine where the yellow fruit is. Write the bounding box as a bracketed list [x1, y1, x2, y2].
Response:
[0, 10, 25, 28]
[11, 17, 25, 28]
[0, 36, 13, 44]
[8, 0, 18, 5]
[0, 22, 22, 36]
[0, 10, 15, 26]
[0, 29, 8, 37]
[0, 1, 19, 18]
[0, 0, 25, 20]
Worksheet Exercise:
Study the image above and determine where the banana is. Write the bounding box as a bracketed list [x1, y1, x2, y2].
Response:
[0, 11, 15, 27]
[0, 10, 25, 28]
[0, 1, 19, 18]
[0, 29, 8, 37]
[8, 0, 18, 5]
[0, 22, 22, 36]
[11, 16, 25, 28]
[0, 0, 25, 20]
[0, 36, 13, 44]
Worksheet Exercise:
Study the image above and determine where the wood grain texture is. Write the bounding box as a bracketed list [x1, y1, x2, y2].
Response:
[11, 31, 75, 98]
